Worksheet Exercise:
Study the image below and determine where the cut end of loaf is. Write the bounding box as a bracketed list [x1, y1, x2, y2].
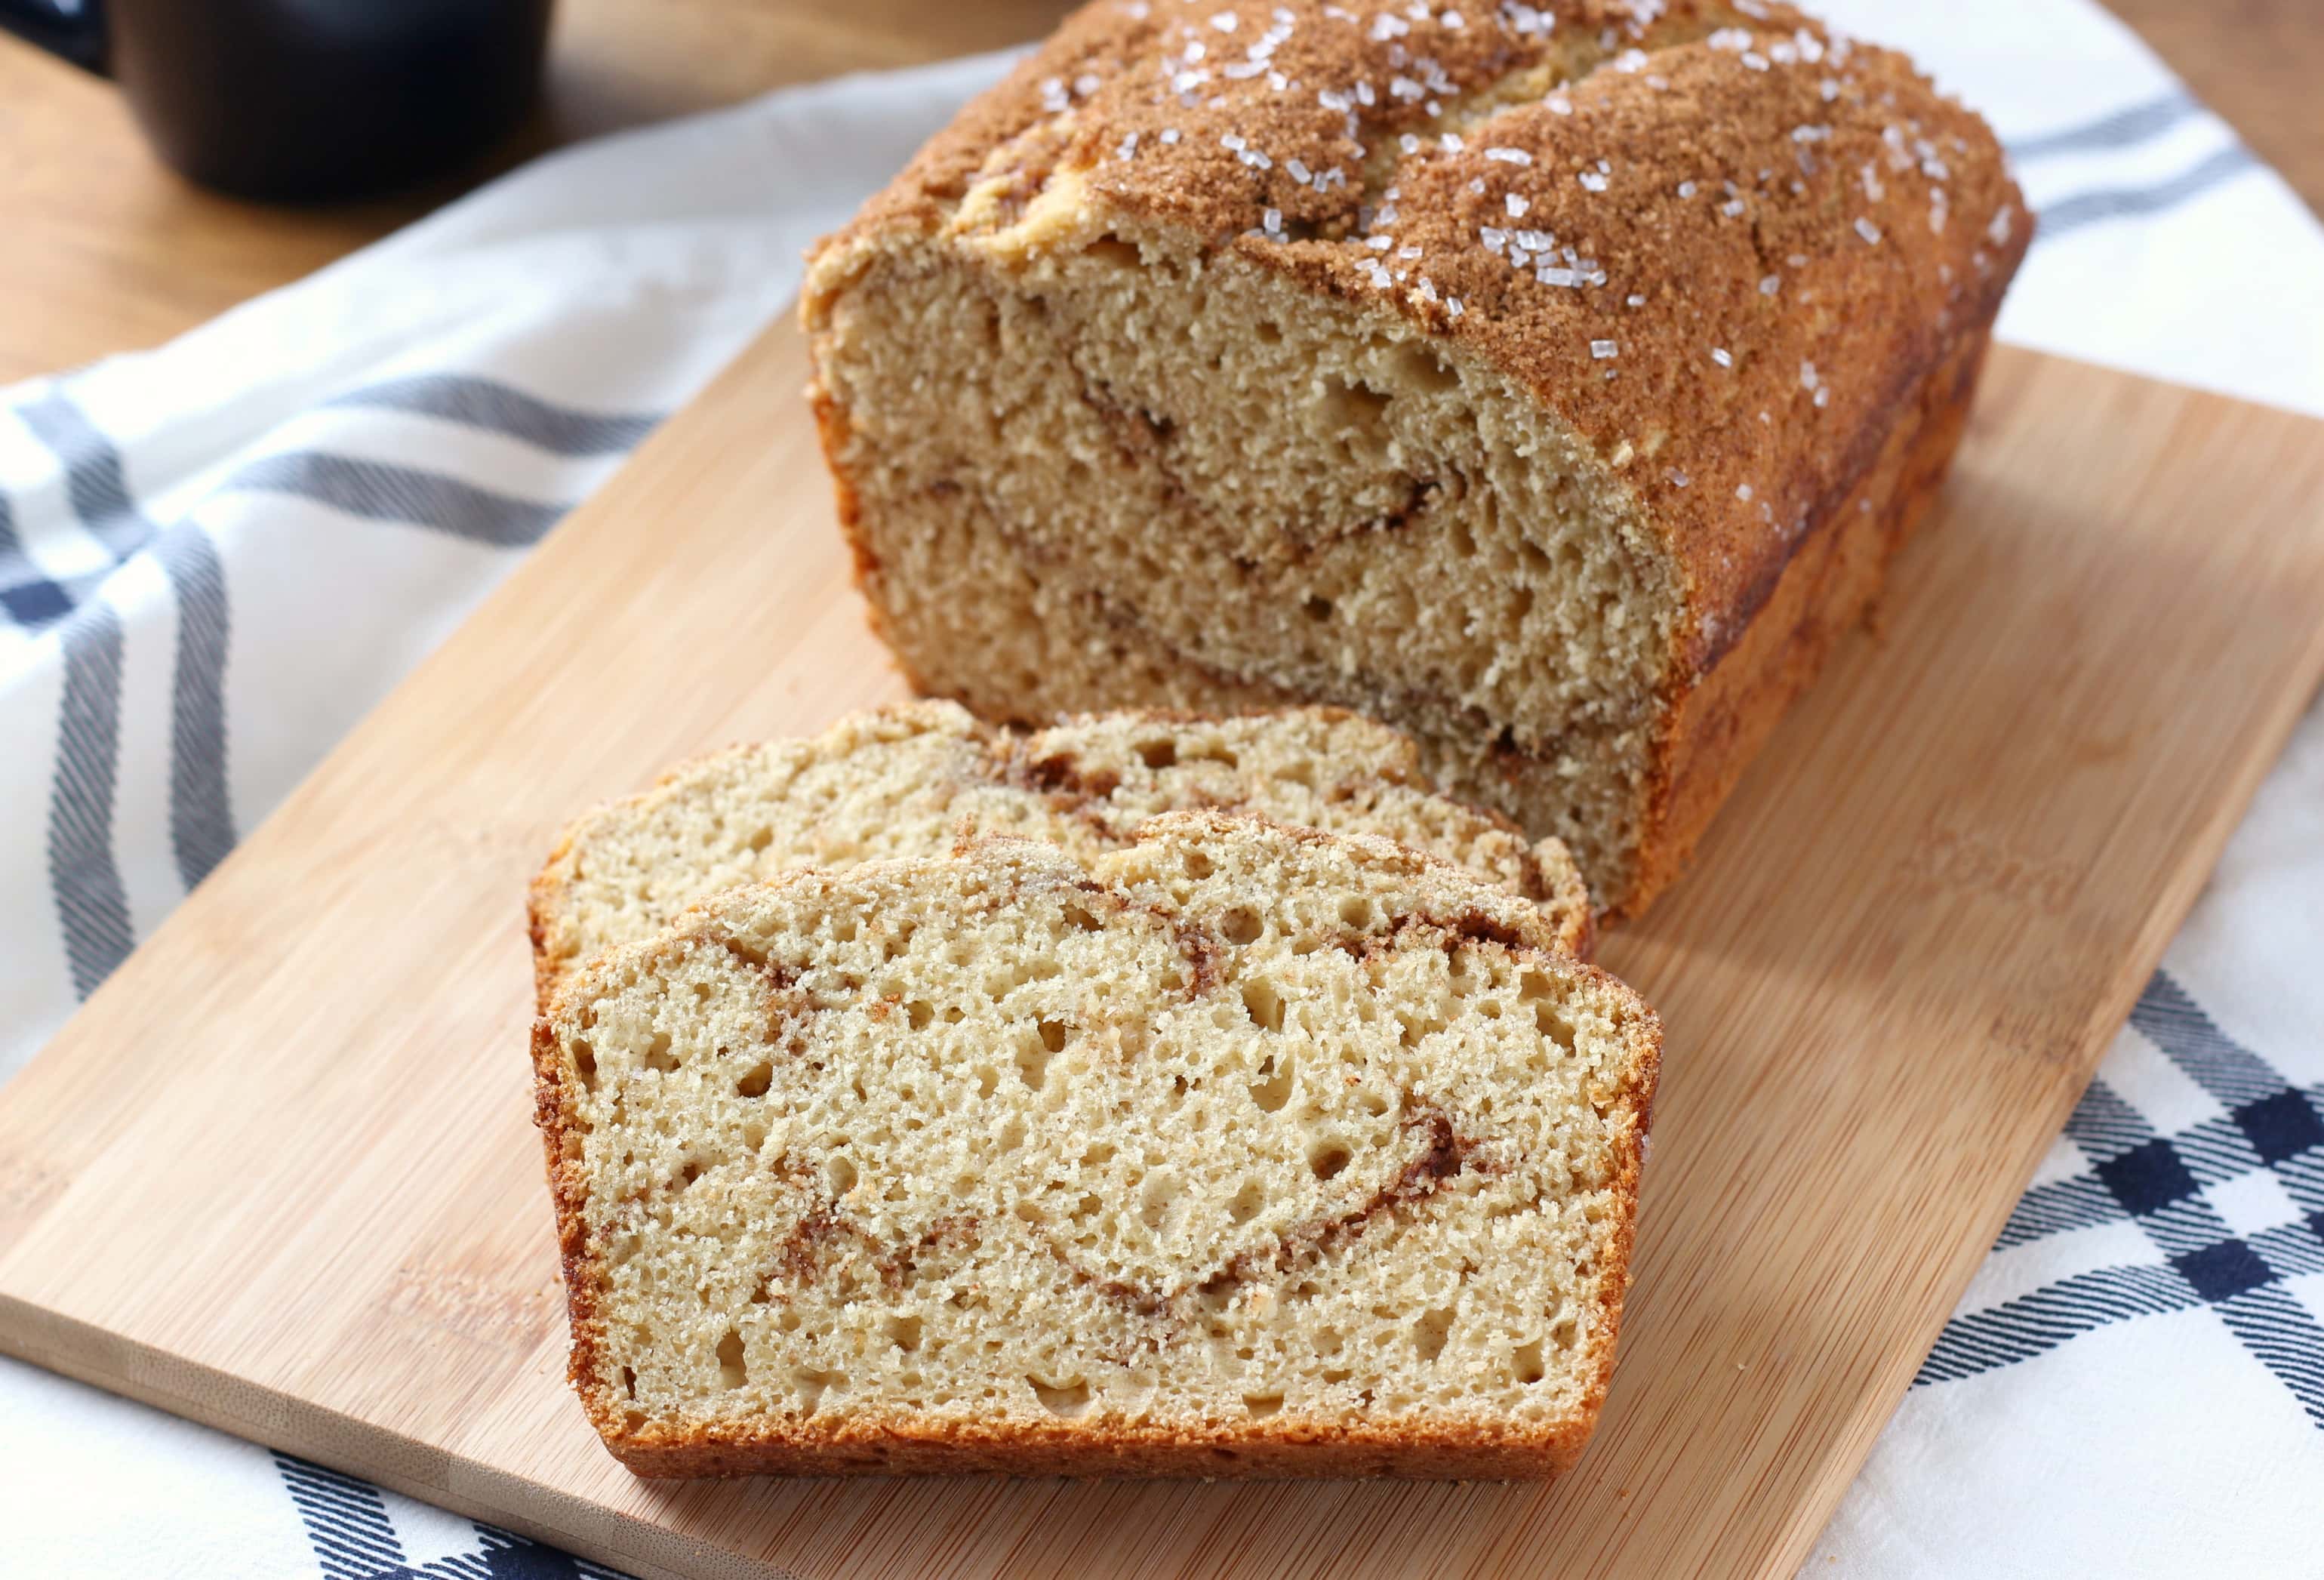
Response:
[807, 226, 1677, 906]
[534, 814, 1658, 1478]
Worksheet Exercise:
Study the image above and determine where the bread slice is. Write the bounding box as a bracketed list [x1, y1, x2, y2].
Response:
[534, 812, 1657, 1479]
[801, 0, 2030, 915]
[528, 701, 1592, 1004]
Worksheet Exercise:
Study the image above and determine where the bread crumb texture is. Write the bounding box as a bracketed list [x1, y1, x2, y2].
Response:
[536, 813, 1658, 1477]
[530, 701, 1592, 1005]
[802, 0, 2028, 913]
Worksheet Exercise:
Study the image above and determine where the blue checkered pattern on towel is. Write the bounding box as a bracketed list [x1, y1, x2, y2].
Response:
[1919, 973, 2324, 1425]
[273, 1454, 630, 1579]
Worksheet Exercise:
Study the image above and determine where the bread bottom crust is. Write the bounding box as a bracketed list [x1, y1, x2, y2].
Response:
[604, 1422, 1592, 1480]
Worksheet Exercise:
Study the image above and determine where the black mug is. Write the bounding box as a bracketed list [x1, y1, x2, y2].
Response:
[0, 0, 554, 201]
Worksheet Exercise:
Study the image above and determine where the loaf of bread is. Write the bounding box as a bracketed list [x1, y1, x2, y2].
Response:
[529, 701, 1591, 1003]
[802, 0, 2029, 915]
[534, 813, 1658, 1477]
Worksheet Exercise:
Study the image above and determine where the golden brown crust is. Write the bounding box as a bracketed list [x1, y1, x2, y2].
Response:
[1622, 318, 1992, 912]
[597, 1412, 1601, 1478]
[530, 819, 1657, 1480]
[531, 1013, 617, 1437]
[802, 0, 2030, 914]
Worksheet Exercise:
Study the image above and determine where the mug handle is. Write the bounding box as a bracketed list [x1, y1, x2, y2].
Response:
[0, 0, 107, 71]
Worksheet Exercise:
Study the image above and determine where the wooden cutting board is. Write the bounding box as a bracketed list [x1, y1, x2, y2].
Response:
[4, 320, 2322, 1579]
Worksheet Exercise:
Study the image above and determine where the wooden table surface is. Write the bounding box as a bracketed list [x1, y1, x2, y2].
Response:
[1, 0, 2319, 387]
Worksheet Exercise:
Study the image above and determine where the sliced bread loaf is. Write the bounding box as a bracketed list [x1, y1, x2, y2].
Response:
[528, 701, 1592, 1003]
[533, 812, 1659, 1477]
[801, 0, 2030, 915]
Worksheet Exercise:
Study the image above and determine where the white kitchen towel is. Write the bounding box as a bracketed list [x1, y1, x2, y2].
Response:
[0, 2, 2319, 1573]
